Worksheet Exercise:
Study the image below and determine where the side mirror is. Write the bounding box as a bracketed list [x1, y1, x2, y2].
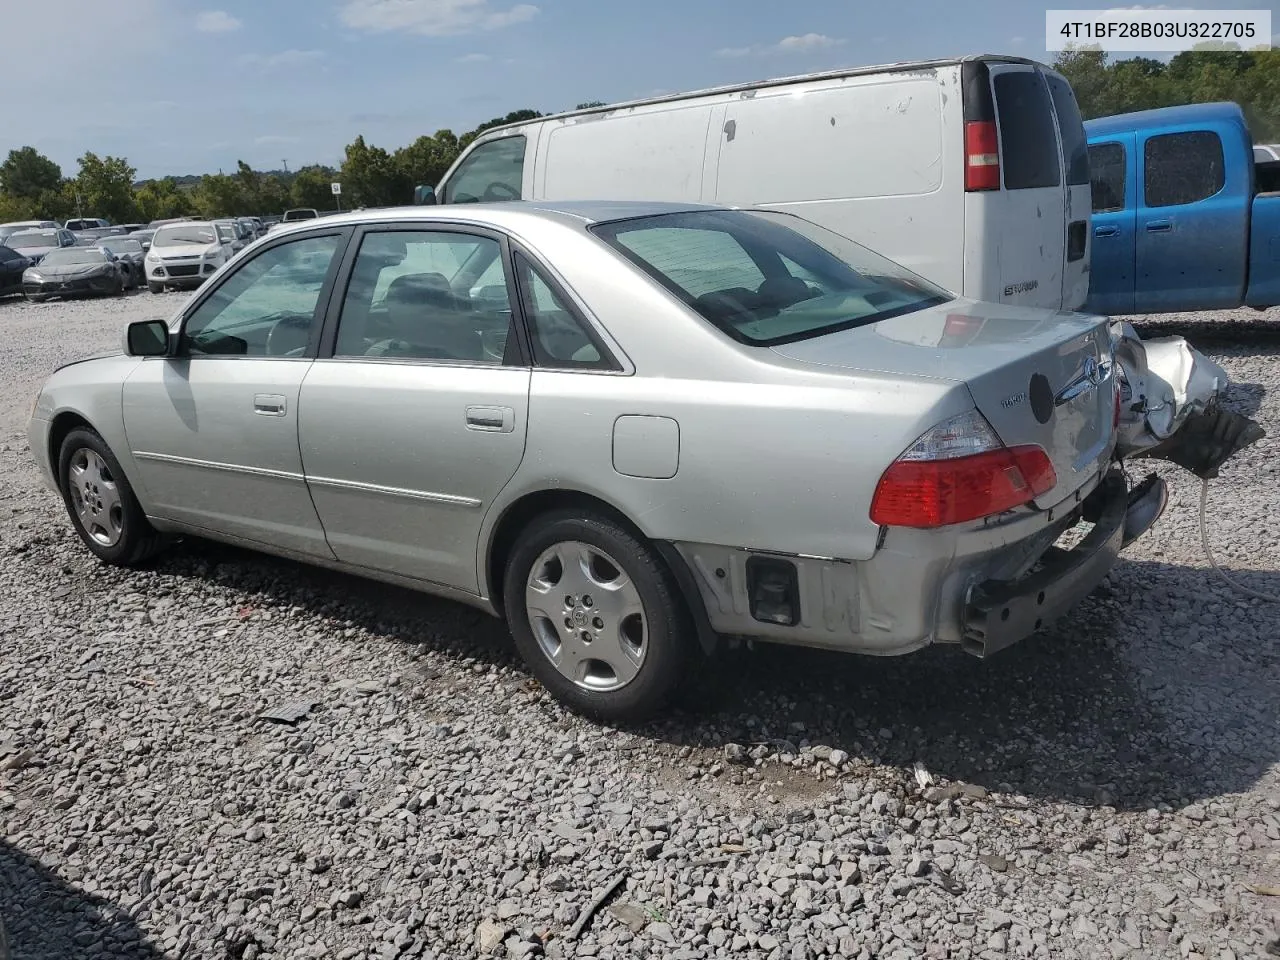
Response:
[414, 184, 437, 206]
[125, 319, 171, 357]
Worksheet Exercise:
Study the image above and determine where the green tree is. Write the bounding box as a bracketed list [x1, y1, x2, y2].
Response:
[575, 101, 607, 110]
[290, 165, 337, 210]
[461, 109, 543, 149]
[192, 172, 247, 219]
[134, 178, 196, 222]
[340, 135, 411, 208]
[73, 152, 138, 223]
[393, 130, 462, 198]
[235, 161, 289, 216]
[0, 147, 64, 202]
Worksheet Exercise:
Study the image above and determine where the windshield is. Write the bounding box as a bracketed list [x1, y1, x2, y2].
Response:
[8, 231, 58, 249]
[154, 225, 217, 247]
[100, 239, 142, 255]
[40, 248, 106, 266]
[590, 210, 951, 346]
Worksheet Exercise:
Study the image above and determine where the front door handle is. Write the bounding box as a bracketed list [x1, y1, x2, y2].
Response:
[465, 405, 514, 433]
[253, 394, 287, 417]
[1094, 224, 1119, 238]
[1145, 219, 1172, 233]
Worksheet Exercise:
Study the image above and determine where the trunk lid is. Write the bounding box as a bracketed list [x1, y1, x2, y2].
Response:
[770, 298, 1116, 506]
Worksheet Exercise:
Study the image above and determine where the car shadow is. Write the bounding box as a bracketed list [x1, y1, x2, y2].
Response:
[149, 539, 1278, 814]
[0, 840, 165, 959]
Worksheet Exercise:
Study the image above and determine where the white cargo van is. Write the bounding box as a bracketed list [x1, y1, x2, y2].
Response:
[418, 56, 1092, 311]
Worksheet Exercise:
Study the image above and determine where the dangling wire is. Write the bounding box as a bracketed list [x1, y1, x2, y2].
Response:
[1199, 479, 1280, 603]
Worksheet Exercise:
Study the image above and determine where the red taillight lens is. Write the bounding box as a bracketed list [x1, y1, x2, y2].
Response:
[964, 120, 1000, 192]
[941, 313, 984, 347]
[870, 445, 1056, 529]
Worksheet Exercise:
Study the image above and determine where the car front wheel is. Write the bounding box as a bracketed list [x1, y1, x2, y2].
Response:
[148, 281, 163, 294]
[58, 427, 165, 566]
[504, 510, 693, 722]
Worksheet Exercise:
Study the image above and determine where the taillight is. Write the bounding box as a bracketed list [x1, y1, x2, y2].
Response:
[870, 410, 1056, 529]
[941, 313, 983, 347]
[964, 120, 1000, 192]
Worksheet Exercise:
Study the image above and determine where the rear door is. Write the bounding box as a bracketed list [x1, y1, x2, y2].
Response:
[986, 63, 1066, 308]
[1084, 135, 1137, 315]
[1044, 71, 1091, 309]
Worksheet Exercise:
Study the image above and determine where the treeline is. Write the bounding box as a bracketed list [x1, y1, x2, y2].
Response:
[0, 105, 604, 225]
[1054, 48, 1280, 139]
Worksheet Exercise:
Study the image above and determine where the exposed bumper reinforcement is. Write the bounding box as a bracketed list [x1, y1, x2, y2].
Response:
[962, 470, 1166, 658]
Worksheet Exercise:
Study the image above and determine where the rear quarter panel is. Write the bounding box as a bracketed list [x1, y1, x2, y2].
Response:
[1245, 192, 1280, 307]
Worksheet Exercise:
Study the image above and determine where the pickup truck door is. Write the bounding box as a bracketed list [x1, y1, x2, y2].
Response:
[1084, 135, 1136, 315]
[1135, 127, 1247, 312]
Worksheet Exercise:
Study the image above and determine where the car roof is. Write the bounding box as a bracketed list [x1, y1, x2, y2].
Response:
[1085, 101, 1244, 137]
[268, 200, 727, 236]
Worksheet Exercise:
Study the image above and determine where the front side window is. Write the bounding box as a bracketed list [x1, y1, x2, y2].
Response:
[1144, 131, 1225, 207]
[334, 230, 517, 364]
[1089, 142, 1127, 213]
[592, 209, 950, 346]
[181, 234, 341, 357]
[993, 71, 1061, 190]
[442, 136, 526, 204]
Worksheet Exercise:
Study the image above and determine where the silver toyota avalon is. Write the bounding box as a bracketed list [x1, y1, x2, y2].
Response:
[25, 201, 1250, 720]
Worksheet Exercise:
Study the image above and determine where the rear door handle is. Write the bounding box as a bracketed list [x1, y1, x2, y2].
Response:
[465, 405, 514, 433]
[1145, 220, 1172, 233]
[253, 394, 287, 417]
[1094, 224, 1119, 238]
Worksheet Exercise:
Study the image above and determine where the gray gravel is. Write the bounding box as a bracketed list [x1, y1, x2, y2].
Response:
[1, 291, 1278, 960]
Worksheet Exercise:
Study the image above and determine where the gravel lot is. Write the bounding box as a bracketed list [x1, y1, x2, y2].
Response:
[1, 291, 1278, 960]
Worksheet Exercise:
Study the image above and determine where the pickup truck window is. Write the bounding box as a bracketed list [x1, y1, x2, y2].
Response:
[993, 72, 1061, 190]
[1089, 143, 1126, 213]
[1045, 75, 1090, 186]
[1144, 132, 1225, 207]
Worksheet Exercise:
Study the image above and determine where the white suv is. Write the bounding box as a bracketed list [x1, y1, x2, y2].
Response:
[145, 222, 228, 293]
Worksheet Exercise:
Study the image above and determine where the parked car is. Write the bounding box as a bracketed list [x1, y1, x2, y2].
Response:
[132, 229, 156, 254]
[144, 221, 228, 292]
[1085, 101, 1280, 315]
[0, 220, 59, 244]
[213, 218, 250, 254]
[22, 245, 126, 301]
[24, 202, 1259, 720]
[97, 236, 147, 288]
[283, 208, 319, 222]
[418, 55, 1092, 312]
[147, 217, 195, 230]
[64, 217, 111, 232]
[0, 245, 32, 296]
[5, 228, 76, 264]
[118, 223, 146, 234]
[74, 226, 128, 246]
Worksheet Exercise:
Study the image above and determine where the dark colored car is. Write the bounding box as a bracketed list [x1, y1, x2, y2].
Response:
[23, 246, 126, 301]
[119, 223, 146, 233]
[0, 245, 33, 295]
[97, 237, 146, 288]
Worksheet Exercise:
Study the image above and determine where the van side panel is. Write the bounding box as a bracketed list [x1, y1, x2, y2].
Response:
[712, 70, 963, 292]
[539, 106, 715, 201]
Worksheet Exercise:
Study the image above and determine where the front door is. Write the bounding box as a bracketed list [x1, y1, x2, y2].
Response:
[1084, 135, 1137, 315]
[298, 226, 531, 593]
[121, 230, 348, 555]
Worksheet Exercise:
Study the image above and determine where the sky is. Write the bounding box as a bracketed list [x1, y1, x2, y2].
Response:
[5, 0, 1278, 180]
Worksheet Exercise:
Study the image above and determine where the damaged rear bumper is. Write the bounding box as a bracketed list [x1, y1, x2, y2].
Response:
[961, 469, 1167, 659]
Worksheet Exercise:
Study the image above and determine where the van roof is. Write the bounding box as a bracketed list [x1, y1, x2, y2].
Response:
[475, 54, 1053, 139]
[1085, 101, 1244, 137]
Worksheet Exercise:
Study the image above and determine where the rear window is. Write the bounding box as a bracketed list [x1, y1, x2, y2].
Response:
[1144, 131, 1225, 207]
[591, 209, 950, 347]
[1089, 143, 1127, 213]
[993, 72, 1061, 190]
[1045, 74, 1089, 186]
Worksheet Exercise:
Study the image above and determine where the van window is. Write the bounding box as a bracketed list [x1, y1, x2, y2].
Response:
[993, 72, 1061, 190]
[1089, 143, 1126, 213]
[442, 136, 526, 204]
[1045, 74, 1089, 186]
[1144, 132, 1225, 207]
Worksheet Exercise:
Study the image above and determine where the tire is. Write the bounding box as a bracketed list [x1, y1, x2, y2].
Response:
[503, 509, 693, 722]
[148, 281, 164, 294]
[58, 427, 165, 566]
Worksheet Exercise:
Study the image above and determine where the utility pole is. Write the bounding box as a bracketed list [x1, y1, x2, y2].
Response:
[282, 159, 290, 174]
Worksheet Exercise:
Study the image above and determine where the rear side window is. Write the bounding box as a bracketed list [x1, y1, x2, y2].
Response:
[442, 136, 526, 204]
[1089, 143, 1127, 213]
[993, 72, 1061, 190]
[1144, 132, 1225, 207]
[1045, 74, 1089, 186]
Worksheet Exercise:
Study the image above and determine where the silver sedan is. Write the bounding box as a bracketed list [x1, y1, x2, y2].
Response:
[24, 201, 1245, 720]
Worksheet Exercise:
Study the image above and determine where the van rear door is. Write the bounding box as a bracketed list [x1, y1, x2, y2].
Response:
[1044, 70, 1092, 310]
[983, 62, 1067, 309]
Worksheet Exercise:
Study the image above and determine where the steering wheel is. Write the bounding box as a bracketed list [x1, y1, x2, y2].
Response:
[482, 181, 520, 202]
[266, 315, 312, 357]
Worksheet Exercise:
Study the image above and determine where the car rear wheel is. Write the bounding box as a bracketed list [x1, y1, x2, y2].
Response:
[503, 510, 693, 722]
[58, 427, 165, 566]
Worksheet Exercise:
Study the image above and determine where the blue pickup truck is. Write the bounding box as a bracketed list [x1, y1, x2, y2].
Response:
[1084, 101, 1280, 315]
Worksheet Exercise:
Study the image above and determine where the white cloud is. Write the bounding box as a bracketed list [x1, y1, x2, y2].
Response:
[240, 49, 326, 69]
[715, 33, 845, 58]
[196, 10, 242, 33]
[339, 0, 539, 36]
[455, 52, 491, 62]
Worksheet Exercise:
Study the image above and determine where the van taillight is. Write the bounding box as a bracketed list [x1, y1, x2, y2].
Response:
[964, 120, 1000, 192]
